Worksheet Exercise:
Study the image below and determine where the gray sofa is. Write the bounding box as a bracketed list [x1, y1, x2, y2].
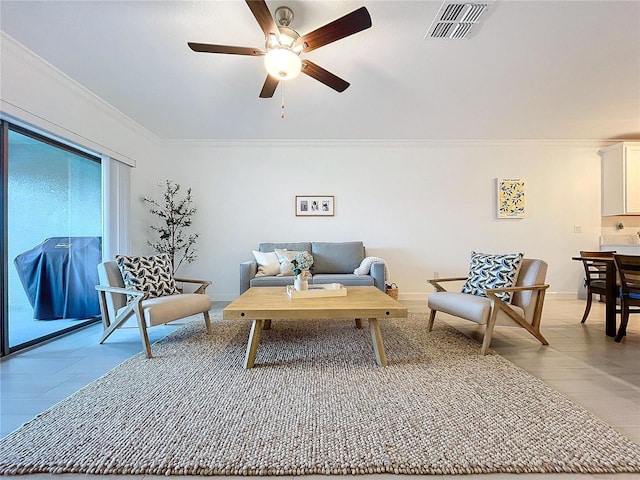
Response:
[240, 241, 385, 294]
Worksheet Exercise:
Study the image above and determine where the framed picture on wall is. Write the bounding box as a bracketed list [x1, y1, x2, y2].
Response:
[497, 178, 525, 218]
[295, 196, 335, 216]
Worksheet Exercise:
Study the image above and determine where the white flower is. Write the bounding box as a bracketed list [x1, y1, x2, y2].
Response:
[292, 251, 314, 276]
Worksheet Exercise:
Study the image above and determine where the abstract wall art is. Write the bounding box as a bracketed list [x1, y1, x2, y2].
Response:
[497, 178, 525, 218]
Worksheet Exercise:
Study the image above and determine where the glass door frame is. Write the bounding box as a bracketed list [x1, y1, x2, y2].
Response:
[0, 120, 102, 357]
[1, 121, 8, 356]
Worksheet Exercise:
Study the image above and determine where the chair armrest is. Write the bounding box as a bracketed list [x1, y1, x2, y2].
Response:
[95, 284, 144, 298]
[240, 261, 257, 295]
[485, 283, 549, 295]
[427, 277, 467, 292]
[174, 278, 212, 294]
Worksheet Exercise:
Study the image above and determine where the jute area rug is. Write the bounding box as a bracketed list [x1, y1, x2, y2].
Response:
[1, 311, 639, 476]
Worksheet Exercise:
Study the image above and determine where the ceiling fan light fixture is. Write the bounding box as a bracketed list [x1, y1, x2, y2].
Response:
[277, 27, 298, 48]
[264, 47, 302, 80]
[267, 33, 279, 49]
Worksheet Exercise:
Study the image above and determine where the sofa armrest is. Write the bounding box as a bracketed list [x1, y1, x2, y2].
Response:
[240, 261, 257, 295]
[370, 261, 386, 292]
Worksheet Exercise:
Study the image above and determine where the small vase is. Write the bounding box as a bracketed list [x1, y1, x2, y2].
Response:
[294, 274, 309, 291]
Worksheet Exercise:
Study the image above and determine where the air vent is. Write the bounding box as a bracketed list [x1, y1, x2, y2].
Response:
[425, 2, 491, 39]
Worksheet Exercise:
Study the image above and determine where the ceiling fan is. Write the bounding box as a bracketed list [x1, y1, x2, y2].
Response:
[188, 1, 372, 98]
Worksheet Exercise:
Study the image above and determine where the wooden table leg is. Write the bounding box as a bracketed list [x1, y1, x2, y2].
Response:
[244, 319, 263, 369]
[355, 318, 363, 329]
[368, 318, 387, 367]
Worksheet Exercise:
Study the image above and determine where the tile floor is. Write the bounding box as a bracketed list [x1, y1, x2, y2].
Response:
[1, 298, 639, 480]
[7, 305, 100, 350]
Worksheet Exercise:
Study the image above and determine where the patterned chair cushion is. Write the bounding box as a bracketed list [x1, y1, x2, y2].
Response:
[115, 254, 179, 300]
[461, 251, 524, 303]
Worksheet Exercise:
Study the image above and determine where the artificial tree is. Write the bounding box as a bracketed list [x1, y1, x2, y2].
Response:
[142, 180, 198, 274]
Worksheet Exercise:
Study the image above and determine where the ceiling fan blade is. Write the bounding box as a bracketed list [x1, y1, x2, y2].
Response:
[300, 61, 350, 92]
[260, 75, 280, 98]
[246, 0, 279, 38]
[188, 42, 264, 56]
[296, 6, 372, 53]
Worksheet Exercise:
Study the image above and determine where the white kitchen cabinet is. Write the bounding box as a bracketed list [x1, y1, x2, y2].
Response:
[600, 142, 640, 216]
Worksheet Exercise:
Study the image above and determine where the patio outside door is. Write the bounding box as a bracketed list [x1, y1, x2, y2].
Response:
[1, 123, 102, 355]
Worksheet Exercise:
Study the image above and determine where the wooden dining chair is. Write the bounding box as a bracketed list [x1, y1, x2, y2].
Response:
[612, 254, 640, 342]
[579, 250, 616, 324]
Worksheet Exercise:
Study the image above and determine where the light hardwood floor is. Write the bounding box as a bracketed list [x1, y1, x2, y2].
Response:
[1, 298, 639, 480]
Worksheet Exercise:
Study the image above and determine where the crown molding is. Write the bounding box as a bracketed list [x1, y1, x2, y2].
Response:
[1, 32, 160, 164]
[159, 138, 610, 149]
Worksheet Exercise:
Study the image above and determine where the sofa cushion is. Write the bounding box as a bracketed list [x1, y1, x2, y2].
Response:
[312, 273, 374, 287]
[252, 250, 280, 277]
[259, 242, 311, 254]
[461, 251, 524, 303]
[311, 242, 365, 274]
[250, 276, 295, 288]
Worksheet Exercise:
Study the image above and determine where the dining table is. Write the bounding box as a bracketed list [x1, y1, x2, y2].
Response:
[572, 255, 617, 337]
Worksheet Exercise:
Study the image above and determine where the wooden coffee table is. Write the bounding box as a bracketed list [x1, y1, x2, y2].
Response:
[222, 286, 408, 369]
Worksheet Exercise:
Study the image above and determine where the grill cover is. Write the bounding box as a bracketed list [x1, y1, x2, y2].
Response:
[14, 237, 102, 320]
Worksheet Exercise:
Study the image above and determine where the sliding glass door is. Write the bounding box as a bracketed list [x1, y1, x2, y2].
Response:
[1, 122, 102, 355]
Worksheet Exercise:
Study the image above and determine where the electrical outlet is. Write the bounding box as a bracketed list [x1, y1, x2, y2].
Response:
[573, 225, 582, 233]
[433, 271, 440, 279]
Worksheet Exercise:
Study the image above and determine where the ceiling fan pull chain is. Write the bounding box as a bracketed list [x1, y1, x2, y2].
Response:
[281, 83, 285, 119]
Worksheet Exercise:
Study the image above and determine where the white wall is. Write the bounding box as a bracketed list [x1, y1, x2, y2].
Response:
[126, 140, 604, 300]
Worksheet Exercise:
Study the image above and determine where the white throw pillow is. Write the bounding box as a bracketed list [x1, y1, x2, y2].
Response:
[274, 249, 304, 276]
[252, 250, 280, 277]
[354, 256, 389, 280]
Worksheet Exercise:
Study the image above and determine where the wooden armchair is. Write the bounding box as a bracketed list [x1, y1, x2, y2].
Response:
[612, 254, 640, 342]
[427, 258, 549, 355]
[95, 261, 212, 358]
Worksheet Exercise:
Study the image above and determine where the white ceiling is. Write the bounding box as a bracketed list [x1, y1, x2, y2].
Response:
[1, 0, 639, 141]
